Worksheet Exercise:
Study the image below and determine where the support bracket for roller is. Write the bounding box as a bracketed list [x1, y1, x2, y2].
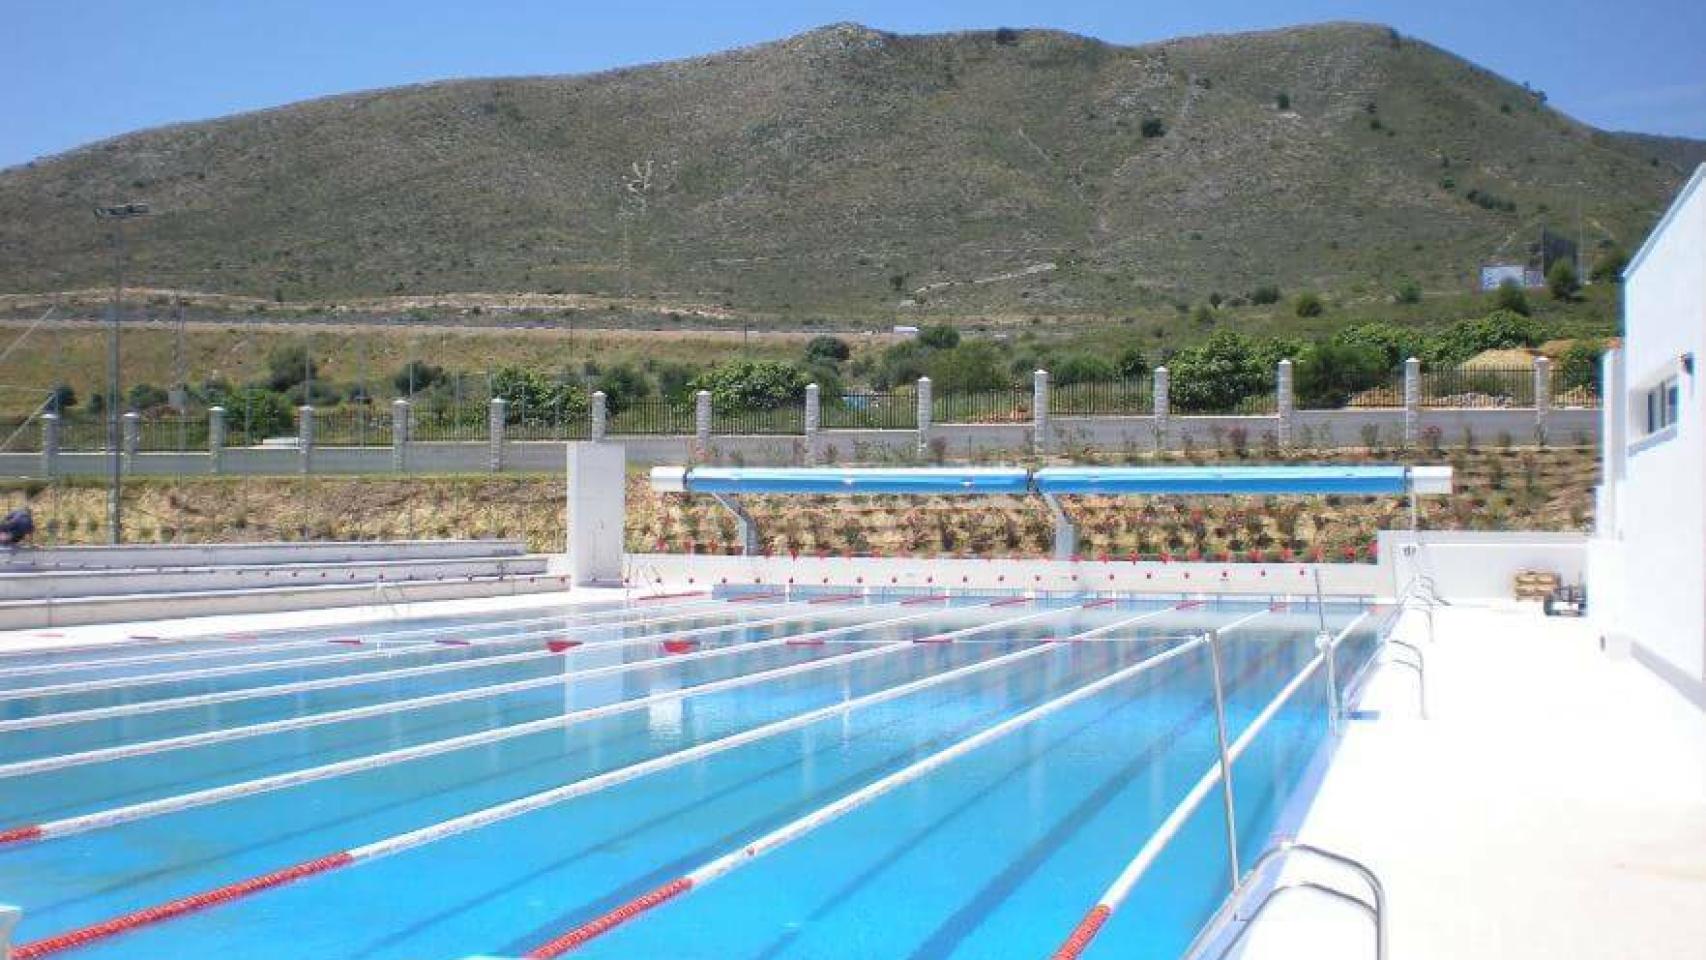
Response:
[1, 903, 21, 959]
[711, 493, 760, 555]
[1042, 493, 1077, 561]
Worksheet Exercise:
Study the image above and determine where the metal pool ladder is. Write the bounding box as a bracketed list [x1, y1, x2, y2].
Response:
[1184, 839, 1387, 960]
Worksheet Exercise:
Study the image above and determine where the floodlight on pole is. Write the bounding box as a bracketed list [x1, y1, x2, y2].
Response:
[93, 200, 151, 545]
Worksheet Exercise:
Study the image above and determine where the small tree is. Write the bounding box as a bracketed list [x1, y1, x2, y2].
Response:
[1546, 259, 1580, 301]
[928, 341, 1011, 394]
[1293, 292, 1325, 317]
[690, 360, 808, 411]
[595, 363, 651, 415]
[1052, 353, 1120, 385]
[918, 324, 962, 350]
[1591, 246, 1629, 284]
[48, 383, 76, 412]
[1116, 346, 1149, 379]
[1140, 117, 1166, 138]
[265, 345, 317, 393]
[392, 361, 447, 396]
[1558, 340, 1604, 394]
[1493, 279, 1531, 316]
[1393, 279, 1422, 304]
[1276, 91, 1291, 111]
[1295, 342, 1388, 408]
[1249, 284, 1282, 305]
[804, 335, 851, 364]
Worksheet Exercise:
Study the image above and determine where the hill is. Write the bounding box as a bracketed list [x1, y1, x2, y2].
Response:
[0, 22, 1696, 317]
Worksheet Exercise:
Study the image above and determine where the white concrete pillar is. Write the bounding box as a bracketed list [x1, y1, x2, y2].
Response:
[1153, 366, 1171, 451]
[695, 390, 712, 460]
[590, 390, 608, 441]
[803, 383, 821, 466]
[566, 441, 626, 586]
[1403, 357, 1421, 447]
[122, 411, 140, 472]
[296, 405, 314, 474]
[207, 406, 226, 474]
[40, 413, 59, 479]
[1276, 359, 1294, 449]
[1033, 368, 1050, 457]
[391, 398, 410, 473]
[1534, 355, 1552, 444]
[488, 397, 507, 472]
[916, 376, 933, 458]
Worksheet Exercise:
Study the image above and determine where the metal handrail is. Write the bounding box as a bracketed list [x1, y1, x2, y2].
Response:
[1380, 638, 1428, 720]
[1184, 839, 1386, 960]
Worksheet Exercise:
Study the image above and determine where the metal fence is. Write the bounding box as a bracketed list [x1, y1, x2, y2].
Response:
[1295, 369, 1406, 411]
[609, 398, 696, 436]
[711, 405, 803, 436]
[822, 392, 918, 430]
[1050, 378, 1153, 416]
[934, 387, 1034, 424]
[312, 407, 394, 447]
[1419, 366, 1536, 409]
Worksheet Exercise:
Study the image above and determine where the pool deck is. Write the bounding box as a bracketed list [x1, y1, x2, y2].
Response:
[1238, 603, 1706, 959]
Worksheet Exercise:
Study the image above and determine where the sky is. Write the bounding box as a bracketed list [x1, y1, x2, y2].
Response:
[4, 0, 1704, 169]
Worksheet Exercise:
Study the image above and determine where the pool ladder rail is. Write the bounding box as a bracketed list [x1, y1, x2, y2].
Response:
[1183, 839, 1387, 960]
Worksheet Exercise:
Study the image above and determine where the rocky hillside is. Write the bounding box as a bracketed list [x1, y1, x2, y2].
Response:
[0, 22, 1696, 316]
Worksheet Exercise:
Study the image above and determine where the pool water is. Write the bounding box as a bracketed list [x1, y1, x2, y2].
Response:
[0, 592, 1383, 959]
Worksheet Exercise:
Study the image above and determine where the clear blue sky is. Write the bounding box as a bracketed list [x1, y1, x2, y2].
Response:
[5, 0, 1703, 169]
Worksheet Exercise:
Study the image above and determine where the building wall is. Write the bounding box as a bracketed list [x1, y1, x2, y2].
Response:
[1595, 165, 1706, 692]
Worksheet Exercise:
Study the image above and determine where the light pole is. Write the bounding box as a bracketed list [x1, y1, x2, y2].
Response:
[93, 201, 150, 545]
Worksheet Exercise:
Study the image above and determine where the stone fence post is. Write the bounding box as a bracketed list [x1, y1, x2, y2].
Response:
[803, 383, 821, 466]
[297, 405, 314, 474]
[1276, 359, 1294, 449]
[916, 376, 933, 459]
[122, 411, 140, 473]
[40, 412, 59, 479]
[1403, 357, 1421, 447]
[1032, 368, 1050, 457]
[1534, 355, 1552, 444]
[1153, 366, 1171, 451]
[391, 399, 410, 473]
[488, 397, 507, 472]
[207, 406, 226, 474]
[590, 391, 608, 442]
[695, 390, 712, 461]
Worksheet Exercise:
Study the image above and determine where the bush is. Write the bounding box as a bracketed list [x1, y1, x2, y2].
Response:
[126, 382, 170, 412]
[1591, 246, 1629, 284]
[1332, 322, 1419, 369]
[1249, 284, 1282, 305]
[929, 340, 1012, 394]
[1293, 292, 1324, 317]
[1393, 279, 1422, 304]
[690, 360, 807, 411]
[595, 363, 651, 415]
[804, 336, 851, 364]
[872, 341, 930, 390]
[265, 345, 317, 393]
[1115, 346, 1150, 379]
[918, 324, 961, 350]
[1168, 331, 1269, 412]
[1294, 342, 1389, 408]
[650, 361, 699, 402]
[227, 387, 294, 437]
[994, 27, 1020, 45]
[48, 383, 76, 411]
[1558, 340, 1604, 394]
[1546, 259, 1580, 301]
[1493, 280, 1531, 316]
[491, 367, 588, 423]
[1423, 310, 1546, 367]
[1140, 117, 1166, 138]
[392, 361, 447, 395]
[1276, 91, 1290, 111]
[1052, 352, 1120, 385]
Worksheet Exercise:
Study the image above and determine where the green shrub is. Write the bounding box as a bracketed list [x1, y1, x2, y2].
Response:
[1249, 284, 1282, 305]
[1168, 331, 1268, 412]
[1546, 259, 1580, 301]
[392, 361, 446, 395]
[594, 363, 651, 415]
[1332, 322, 1419, 369]
[690, 360, 807, 411]
[1276, 91, 1290, 110]
[804, 336, 850, 364]
[918, 324, 961, 349]
[872, 341, 930, 390]
[1141, 117, 1166, 138]
[227, 387, 293, 437]
[1493, 280, 1531, 316]
[1591, 246, 1629, 284]
[1558, 340, 1604, 394]
[1293, 292, 1324, 317]
[1052, 353, 1120, 385]
[1115, 346, 1150, 379]
[491, 366, 589, 423]
[126, 382, 169, 412]
[1294, 342, 1388, 408]
[1393, 279, 1422, 304]
[265, 345, 317, 393]
[1424, 310, 1546, 367]
[929, 340, 1012, 393]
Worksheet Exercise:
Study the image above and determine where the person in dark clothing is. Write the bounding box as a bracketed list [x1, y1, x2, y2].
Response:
[0, 507, 33, 546]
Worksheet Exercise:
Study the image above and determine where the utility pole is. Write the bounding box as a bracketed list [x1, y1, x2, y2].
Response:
[93, 201, 150, 545]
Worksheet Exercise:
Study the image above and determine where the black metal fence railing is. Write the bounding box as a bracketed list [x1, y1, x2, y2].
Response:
[822, 392, 917, 430]
[1419, 366, 1536, 409]
[934, 387, 1034, 424]
[711, 404, 803, 436]
[1295, 369, 1406, 411]
[312, 407, 395, 447]
[1548, 365, 1603, 409]
[1050, 379, 1153, 416]
[609, 398, 696, 436]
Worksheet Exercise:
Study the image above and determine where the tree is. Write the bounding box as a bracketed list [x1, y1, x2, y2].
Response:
[227, 387, 294, 438]
[804, 335, 851, 364]
[1493, 279, 1531, 316]
[1393, 279, 1422, 304]
[1295, 342, 1388, 409]
[392, 361, 447, 396]
[1558, 340, 1604, 394]
[918, 324, 961, 350]
[1140, 117, 1166, 138]
[491, 367, 587, 424]
[265, 345, 317, 393]
[48, 383, 76, 411]
[1115, 346, 1150, 379]
[691, 360, 808, 411]
[651, 362, 698, 402]
[1167, 331, 1268, 413]
[1293, 292, 1325, 317]
[994, 26, 1020, 45]
[1546, 259, 1580, 301]
[595, 363, 651, 415]
[873, 341, 931, 390]
[928, 341, 1011, 394]
[1423, 310, 1546, 367]
[1249, 284, 1282, 305]
[1332, 323, 1418, 369]
[1052, 352, 1119, 385]
[1591, 246, 1629, 284]
[1276, 91, 1291, 111]
[126, 382, 169, 412]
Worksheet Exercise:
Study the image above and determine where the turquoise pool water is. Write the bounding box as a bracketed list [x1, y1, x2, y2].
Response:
[0, 592, 1382, 959]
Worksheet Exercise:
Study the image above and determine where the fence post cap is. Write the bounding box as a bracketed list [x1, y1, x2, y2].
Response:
[392, 397, 410, 407]
[1406, 356, 1420, 364]
[1278, 358, 1292, 367]
[917, 376, 931, 384]
[806, 382, 819, 391]
[592, 390, 606, 398]
[122, 410, 141, 420]
[1155, 365, 1169, 374]
[41, 411, 59, 420]
[1034, 368, 1048, 376]
[696, 389, 712, 398]
[297, 405, 314, 413]
[208, 405, 224, 414]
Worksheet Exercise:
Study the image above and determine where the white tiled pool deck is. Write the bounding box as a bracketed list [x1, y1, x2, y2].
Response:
[1240, 603, 1706, 959]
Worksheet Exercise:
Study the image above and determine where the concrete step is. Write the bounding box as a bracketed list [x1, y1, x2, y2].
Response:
[0, 555, 549, 601]
[0, 539, 528, 572]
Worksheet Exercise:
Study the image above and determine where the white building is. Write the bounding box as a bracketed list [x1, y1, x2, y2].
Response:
[1591, 164, 1706, 706]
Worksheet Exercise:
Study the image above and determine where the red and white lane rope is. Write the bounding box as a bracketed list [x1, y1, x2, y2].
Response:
[0, 603, 945, 779]
[0, 602, 873, 734]
[0, 599, 807, 702]
[1048, 612, 1368, 960]
[0, 602, 1074, 841]
[523, 609, 1206, 957]
[0, 596, 722, 681]
[3, 602, 1083, 957]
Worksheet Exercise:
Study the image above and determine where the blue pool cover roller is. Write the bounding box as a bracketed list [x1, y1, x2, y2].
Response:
[652, 465, 1450, 497]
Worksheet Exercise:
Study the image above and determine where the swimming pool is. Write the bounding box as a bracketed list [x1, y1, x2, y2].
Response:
[0, 590, 1387, 959]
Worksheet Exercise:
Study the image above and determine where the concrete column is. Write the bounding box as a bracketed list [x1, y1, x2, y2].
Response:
[391, 398, 410, 473]
[1276, 359, 1294, 449]
[1032, 368, 1050, 457]
[590, 390, 608, 441]
[803, 382, 821, 466]
[1403, 357, 1421, 446]
[297, 405, 314, 474]
[1533, 355, 1552, 444]
[1153, 366, 1171, 451]
[488, 397, 507, 472]
[40, 412, 59, 479]
[122, 411, 140, 473]
[916, 376, 933, 458]
[695, 390, 712, 460]
[207, 406, 226, 474]
[566, 442, 626, 587]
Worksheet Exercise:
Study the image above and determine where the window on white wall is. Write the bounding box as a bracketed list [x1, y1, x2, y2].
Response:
[1644, 376, 1680, 435]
